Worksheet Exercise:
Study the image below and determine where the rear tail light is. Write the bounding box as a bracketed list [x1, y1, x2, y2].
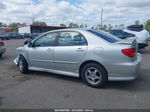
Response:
[121, 48, 136, 57]
[0, 42, 4, 46]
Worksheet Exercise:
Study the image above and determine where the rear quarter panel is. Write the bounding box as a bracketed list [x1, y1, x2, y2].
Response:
[78, 30, 138, 75]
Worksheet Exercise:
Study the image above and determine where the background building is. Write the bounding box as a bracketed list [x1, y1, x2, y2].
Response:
[0, 27, 13, 33]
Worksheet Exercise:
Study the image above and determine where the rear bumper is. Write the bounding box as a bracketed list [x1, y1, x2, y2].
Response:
[108, 53, 142, 81]
[0, 46, 6, 54]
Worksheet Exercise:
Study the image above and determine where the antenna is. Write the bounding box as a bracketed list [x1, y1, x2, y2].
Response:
[101, 9, 103, 30]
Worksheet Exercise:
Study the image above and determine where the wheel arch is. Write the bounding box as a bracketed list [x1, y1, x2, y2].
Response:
[18, 54, 28, 66]
[79, 60, 108, 78]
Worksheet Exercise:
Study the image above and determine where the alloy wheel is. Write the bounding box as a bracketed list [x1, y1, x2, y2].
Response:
[85, 67, 101, 85]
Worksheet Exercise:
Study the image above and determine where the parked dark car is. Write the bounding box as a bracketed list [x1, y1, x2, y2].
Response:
[16, 33, 24, 39]
[23, 33, 30, 39]
[0, 33, 10, 40]
[106, 30, 135, 39]
[10, 32, 24, 39]
[0, 34, 3, 40]
[8, 32, 17, 39]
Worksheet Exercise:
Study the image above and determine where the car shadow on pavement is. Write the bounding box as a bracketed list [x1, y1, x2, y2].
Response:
[0, 54, 14, 61]
[24, 69, 150, 92]
[105, 69, 150, 92]
[28, 70, 83, 83]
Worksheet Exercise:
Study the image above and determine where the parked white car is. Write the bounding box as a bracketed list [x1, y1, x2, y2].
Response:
[148, 31, 150, 41]
[124, 29, 149, 49]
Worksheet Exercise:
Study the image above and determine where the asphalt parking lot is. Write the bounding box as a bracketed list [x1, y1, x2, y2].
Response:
[0, 39, 150, 109]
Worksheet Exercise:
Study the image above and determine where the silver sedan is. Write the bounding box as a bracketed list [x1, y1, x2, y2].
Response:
[14, 29, 141, 88]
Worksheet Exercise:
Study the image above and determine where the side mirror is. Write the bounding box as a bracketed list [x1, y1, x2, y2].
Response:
[24, 40, 29, 45]
[28, 41, 34, 47]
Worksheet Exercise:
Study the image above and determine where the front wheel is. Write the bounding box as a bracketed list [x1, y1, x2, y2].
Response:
[18, 56, 28, 74]
[81, 62, 108, 88]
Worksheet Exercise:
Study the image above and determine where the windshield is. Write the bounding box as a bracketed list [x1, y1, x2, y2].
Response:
[87, 30, 121, 43]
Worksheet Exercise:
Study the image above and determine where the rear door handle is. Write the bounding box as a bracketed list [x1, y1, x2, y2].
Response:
[76, 48, 85, 52]
[46, 48, 53, 52]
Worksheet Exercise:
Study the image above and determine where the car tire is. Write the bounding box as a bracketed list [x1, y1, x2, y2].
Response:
[81, 62, 108, 88]
[18, 56, 28, 74]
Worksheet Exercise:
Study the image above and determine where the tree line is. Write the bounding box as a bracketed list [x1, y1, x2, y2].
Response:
[60, 20, 150, 31]
[0, 21, 47, 32]
[60, 22, 125, 30]
[0, 19, 150, 32]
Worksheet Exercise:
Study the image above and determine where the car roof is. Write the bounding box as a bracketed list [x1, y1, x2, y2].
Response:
[47, 28, 90, 33]
[106, 29, 123, 31]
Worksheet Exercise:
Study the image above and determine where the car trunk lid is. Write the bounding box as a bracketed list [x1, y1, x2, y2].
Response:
[115, 38, 138, 58]
[115, 38, 137, 49]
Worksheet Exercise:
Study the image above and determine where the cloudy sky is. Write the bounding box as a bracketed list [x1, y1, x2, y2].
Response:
[0, 0, 150, 27]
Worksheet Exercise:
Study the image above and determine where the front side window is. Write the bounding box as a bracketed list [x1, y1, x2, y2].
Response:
[58, 32, 87, 46]
[34, 32, 57, 47]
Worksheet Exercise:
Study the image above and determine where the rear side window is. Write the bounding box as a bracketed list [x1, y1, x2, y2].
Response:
[87, 30, 120, 43]
[58, 32, 87, 46]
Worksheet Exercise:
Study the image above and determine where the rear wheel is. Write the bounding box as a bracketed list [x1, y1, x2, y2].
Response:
[18, 56, 28, 74]
[81, 62, 108, 88]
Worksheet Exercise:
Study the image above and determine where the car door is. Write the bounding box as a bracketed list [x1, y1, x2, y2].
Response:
[54, 31, 88, 72]
[28, 32, 57, 69]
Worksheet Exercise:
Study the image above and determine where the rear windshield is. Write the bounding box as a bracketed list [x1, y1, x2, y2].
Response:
[87, 30, 120, 43]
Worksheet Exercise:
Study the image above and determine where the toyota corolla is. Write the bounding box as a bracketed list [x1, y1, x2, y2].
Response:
[14, 29, 141, 88]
